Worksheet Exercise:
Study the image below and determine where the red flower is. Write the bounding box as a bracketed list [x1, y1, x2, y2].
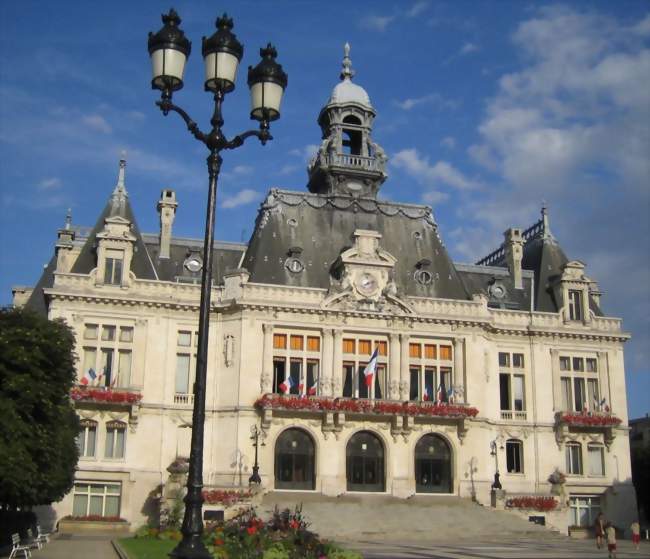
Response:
[559, 413, 621, 427]
[289, 519, 300, 530]
[246, 526, 257, 535]
[71, 386, 142, 404]
[213, 537, 224, 546]
[505, 496, 557, 511]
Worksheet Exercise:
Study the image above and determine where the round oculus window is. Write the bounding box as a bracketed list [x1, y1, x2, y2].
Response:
[357, 272, 379, 295]
[285, 258, 304, 273]
[184, 256, 203, 273]
[488, 282, 507, 299]
[414, 269, 433, 285]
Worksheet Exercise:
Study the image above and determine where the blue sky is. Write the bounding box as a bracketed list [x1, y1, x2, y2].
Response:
[0, 1, 648, 417]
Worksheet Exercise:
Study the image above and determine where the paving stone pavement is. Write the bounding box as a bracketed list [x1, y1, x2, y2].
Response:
[26, 534, 118, 559]
[345, 536, 650, 559]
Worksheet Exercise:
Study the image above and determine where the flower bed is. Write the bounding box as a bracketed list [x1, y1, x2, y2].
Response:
[71, 386, 142, 404]
[255, 394, 478, 418]
[63, 515, 127, 522]
[559, 412, 621, 427]
[203, 489, 253, 506]
[505, 496, 557, 512]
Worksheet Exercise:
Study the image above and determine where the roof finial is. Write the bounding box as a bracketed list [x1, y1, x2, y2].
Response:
[64, 208, 72, 230]
[541, 201, 552, 239]
[110, 153, 128, 215]
[340, 42, 355, 81]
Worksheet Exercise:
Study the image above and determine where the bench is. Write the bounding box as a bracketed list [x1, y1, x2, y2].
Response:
[36, 525, 51, 546]
[9, 533, 31, 559]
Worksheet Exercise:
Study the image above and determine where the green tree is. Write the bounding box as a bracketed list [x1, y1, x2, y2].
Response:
[0, 307, 79, 508]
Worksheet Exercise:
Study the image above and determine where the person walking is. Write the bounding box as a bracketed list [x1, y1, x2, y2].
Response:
[595, 512, 606, 549]
[606, 522, 617, 559]
[631, 519, 641, 551]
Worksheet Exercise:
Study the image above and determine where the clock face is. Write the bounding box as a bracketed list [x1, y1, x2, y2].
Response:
[184, 256, 202, 273]
[357, 272, 378, 295]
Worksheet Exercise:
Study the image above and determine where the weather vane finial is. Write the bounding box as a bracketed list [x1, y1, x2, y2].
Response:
[340, 42, 355, 80]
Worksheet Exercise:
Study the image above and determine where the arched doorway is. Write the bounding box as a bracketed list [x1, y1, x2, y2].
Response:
[415, 434, 452, 493]
[274, 428, 315, 490]
[346, 431, 385, 492]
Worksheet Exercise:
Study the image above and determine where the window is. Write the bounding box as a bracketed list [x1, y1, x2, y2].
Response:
[104, 421, 126, 459]
[568, 290, 583, 321]
[588, 445, 605, 476]
[104, 250, 124, 285]
[409, 341, 453, 402]
[566, 443, 583, 475]
[175, 329, 198, 404]
[505, 439, 523, 473]
[341, 335, 388, 400]
[77, 419, 97, 458]
[570, 496, 600, 527]
[559, 354, 600, 412]
[498, 352, 526, 417]
[72, 483, 121, 518]
[273, 332, 321, 396]
[81, 322, 133, 388]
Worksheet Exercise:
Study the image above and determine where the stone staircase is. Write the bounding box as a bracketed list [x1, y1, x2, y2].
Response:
[260, 492, 563, 542]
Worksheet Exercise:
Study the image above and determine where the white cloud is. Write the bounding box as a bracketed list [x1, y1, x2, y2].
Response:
[82, 114, 112, 134]
[360, 15, 395, 32]
[38, 177, 62, 190]
[394, 93, 458, 111]
[406, 1, 428, 18]
[278, 164, 299, 176]
[422, 190, 449, 205]
[460, 42, 479, 55]
[289, 144, 319, 161]
[393, 148, 479, 191]
[220, 189, 261, 209]
[441, 136, 456, 149]
[231, 165, 253, 175]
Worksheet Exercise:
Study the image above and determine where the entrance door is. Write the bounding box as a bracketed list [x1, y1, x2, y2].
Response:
[415, 434, 452, 493]
[346, 431, 385, 492]
[275, 428, 315, 490]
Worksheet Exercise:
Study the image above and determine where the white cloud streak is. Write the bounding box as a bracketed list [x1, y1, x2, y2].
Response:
[360, 15, 395, 32]
[393, 148, 480, 192]
[220, 189, 261, 209]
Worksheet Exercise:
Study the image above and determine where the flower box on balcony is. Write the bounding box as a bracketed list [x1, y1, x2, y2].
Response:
[71, 386, 143, 404]
[557, 412, 621, 427]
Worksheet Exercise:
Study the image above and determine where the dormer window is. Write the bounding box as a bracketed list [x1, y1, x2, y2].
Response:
[568, 289, 583, 321]
[104, 249, 124, 285]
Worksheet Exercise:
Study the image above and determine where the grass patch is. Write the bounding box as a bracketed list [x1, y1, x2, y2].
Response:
[118, 537, 176, 559]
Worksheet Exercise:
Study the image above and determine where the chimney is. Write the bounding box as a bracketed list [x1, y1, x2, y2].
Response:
[56, 208, 76, 272]
[504, 227, 524, 290]
[157, 189, 177, 259]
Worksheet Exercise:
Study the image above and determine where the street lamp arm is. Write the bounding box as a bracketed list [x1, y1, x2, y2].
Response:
[226, 125, 273, 149]
[156, 97, 207, 143]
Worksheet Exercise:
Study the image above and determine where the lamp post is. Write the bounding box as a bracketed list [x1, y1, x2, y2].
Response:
[490, 439, 502, 490]
[147, 9, 287, 559]
[249, 424, 265, 485]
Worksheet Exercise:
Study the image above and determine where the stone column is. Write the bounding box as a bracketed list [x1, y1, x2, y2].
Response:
[388, 333, 400, 400]
[261, 323, 273, 393]
[321, 328, 334, 396]
[332, 330, 343, 396]
[453, 337, 466, 404]
[399, 333, 410, 400]
[550, 349, 561, 412]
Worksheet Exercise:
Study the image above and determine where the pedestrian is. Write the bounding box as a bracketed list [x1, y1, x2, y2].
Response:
[606, 522, 617, 559]
[595, 512, 606, 549]
[631, 519, 641, 551]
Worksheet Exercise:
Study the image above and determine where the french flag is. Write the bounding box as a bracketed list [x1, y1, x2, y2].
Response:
[308, 380, 318, 396]
[363, 347, 379, 387]
[81, 368, 96, 386]
[422, 386, 430, 401]
[279, 376, 294, 394]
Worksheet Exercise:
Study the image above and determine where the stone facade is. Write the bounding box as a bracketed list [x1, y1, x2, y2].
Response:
[13, 46, 636, 535]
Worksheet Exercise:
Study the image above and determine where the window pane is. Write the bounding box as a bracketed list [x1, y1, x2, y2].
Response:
[586, 358, 597, 372]
[439, 346, 452, 360]
[424, 368, 435, 402]
[409, 343, 421, 358]
[424, 344, 436, 359]
[104, 258, 114, 284]
[106, 484, 121, 494]
[105, 430, 114, 458]
[89, 495, 103, 516]
[118, 351, 131, 388]
[73, 495, 88, 517]
[306, 361, 319, 394]
[561, 377, 572, 411]
[343, 363, 354, 397]
[115, 429, 125, 459]
[289, 360, 301, 395]
[105, 495, 120, 517]
[101, 326, 116, 341]
[499, 374, 511, 411]
[499, 352, 510, 367]
[377, 341, 388, 356]
[358, 340, 371, 355]
[441, 368, 452, 393]
[343, 339, 355, 354]
[178, 331, 191, 346]
[100, 349, 114, 387]
[290, 335, 304, 351]
[87, 427, 96, 457]
[513, 375, 525, 411]
[175, 354, 190, 393]
[306, 336, 320, 352]
[84, 324, 98, 340]
[560, 356, 571, 371]
[358, 365, 368, 399]
[273, 359, 285, 394]
[273, 334, 287, 349]
[513, 354, 524, 368]
[587, 380, 599, 411]
[573, 357, 584, 372]
[574, 378, 585, 412]
[588, 446, 604, 475]
[76, 432, 85, 456]
[409, 368, 419, 401]
[119, 327, 133, 343]
[374, 366, 384, 400]
[82, 348, 96, 381]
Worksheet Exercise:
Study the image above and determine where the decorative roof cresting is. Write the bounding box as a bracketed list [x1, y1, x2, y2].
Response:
[328, 43, 372, 108]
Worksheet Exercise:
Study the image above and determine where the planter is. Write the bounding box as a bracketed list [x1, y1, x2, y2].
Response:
[58, 518, 131, 534]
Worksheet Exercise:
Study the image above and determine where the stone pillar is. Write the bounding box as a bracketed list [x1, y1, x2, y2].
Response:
[332, 330, 343, 396]
[399, 333, 410, 400]
[261, 323, 273, 393]
[453, 337, 466, 404]
[321, 328, 334, 396]
[389, 333, 400, 400]
[550, 349, 561, 412]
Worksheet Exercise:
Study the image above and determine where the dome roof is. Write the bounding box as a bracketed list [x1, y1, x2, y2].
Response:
[328, 77, 372, 108]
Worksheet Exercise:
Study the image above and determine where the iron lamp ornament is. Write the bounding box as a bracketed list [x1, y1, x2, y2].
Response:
[147, 9, 287, 559]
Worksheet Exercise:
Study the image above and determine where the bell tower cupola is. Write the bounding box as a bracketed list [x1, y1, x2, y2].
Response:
[307, 43, 387, 197]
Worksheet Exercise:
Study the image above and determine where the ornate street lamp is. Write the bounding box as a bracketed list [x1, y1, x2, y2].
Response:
[249, 424, 266, 485]
[490, 439, 502, 490]
[147, 9, 287, 559]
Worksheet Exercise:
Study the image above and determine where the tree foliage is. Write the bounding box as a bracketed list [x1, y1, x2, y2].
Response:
[0, 307, 79, 507]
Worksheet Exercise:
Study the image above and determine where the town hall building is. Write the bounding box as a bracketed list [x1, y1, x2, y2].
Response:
[13, 47, 636, 535]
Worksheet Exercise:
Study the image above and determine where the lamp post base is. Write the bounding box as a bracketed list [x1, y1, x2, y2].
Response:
[169, 536, 212, 559]
[249, 465, 261, 485]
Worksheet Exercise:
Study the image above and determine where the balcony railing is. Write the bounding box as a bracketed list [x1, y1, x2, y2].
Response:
[174, 393, 194, 406]
[310, 152, 385, 173]
[500, 410, 528, 421]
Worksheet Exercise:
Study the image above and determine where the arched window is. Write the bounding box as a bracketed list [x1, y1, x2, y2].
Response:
[77, 419, 97, 458]
[342, 115, 361, 125]
[505, 439, 523, 473]
[341, 116, 363, 156]
[105, 420, 127, 459]
[346, 431, 385, 492]
[566, 442, 583, 475]
[274, 428, 315, 490]
[415, 434, 452, 493]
